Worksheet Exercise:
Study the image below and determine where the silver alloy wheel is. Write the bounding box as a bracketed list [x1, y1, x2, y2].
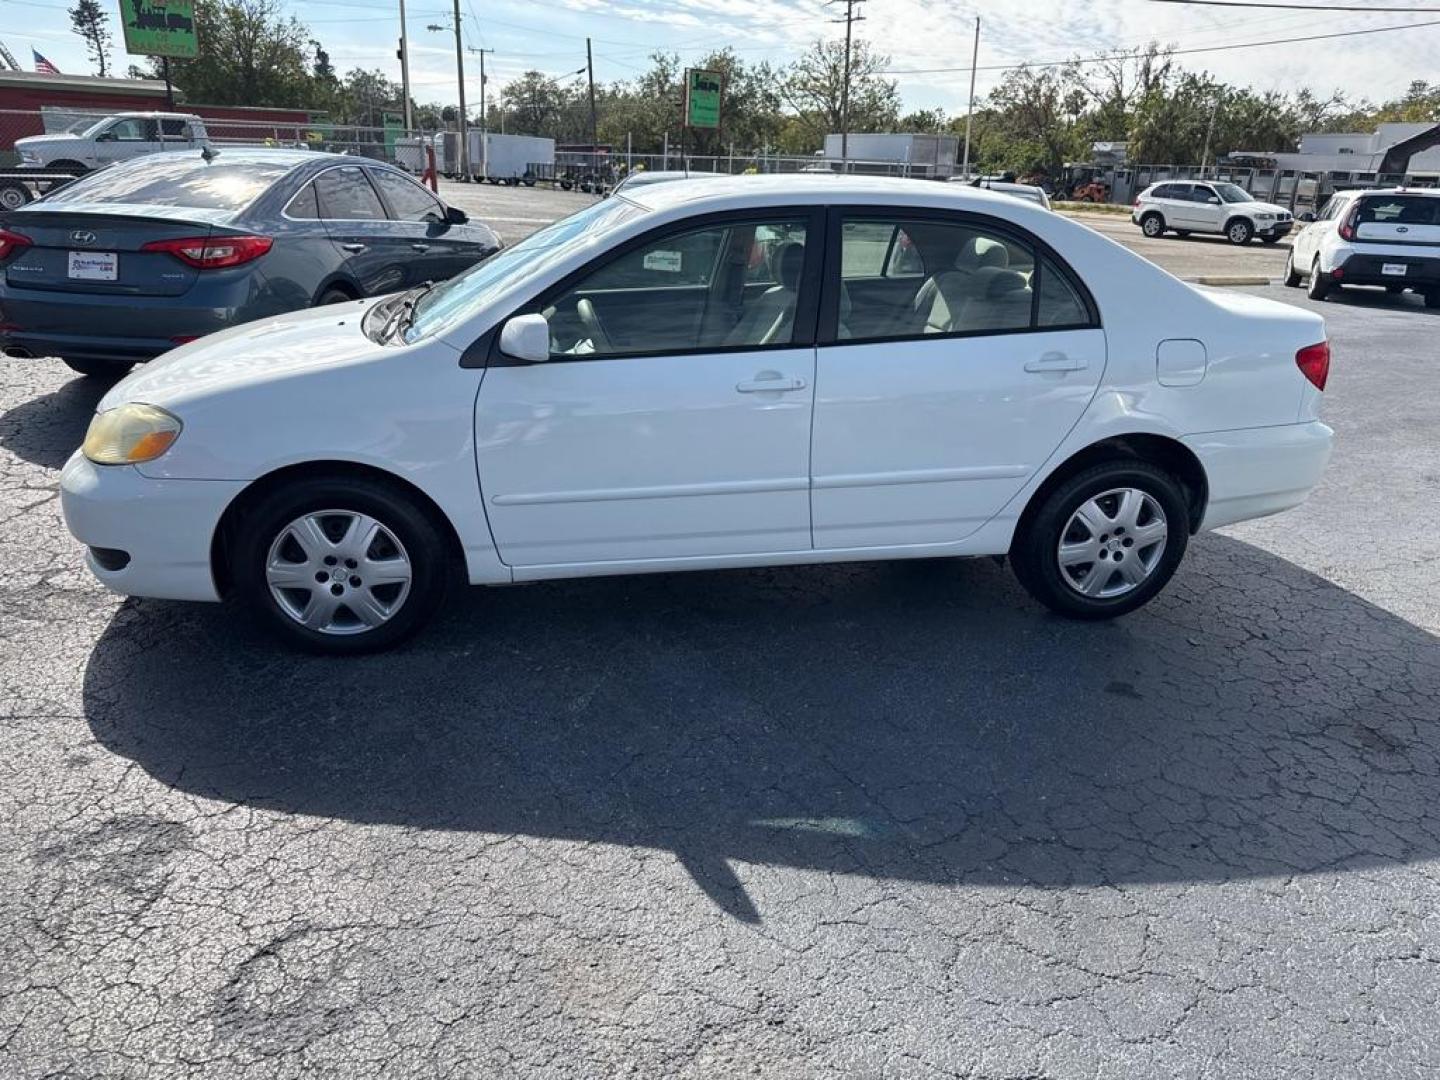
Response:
[1228, 221, 1249, 243]
[1057, 488, 1168, 599]
[265, 509, 413, 635]
[0, 185, 27, 210]
[1142, 216, 1163, 237]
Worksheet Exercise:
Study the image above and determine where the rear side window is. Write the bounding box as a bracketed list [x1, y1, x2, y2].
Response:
[160, 118, 190, 138]
[314, 166, 386, 220]
[840, 221, 923, 279]
[1150, 184, 1177, 199]
[44, 157, 294, 210]
[285, 182, 320, 219]
[369, 168, 445, 223]
[1355, 196, 1440, 226]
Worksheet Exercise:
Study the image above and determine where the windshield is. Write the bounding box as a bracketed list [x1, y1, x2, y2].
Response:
[1214, 183, 1253, 204]
[65, 118, 106, 135]
[403, 197, 645, 342]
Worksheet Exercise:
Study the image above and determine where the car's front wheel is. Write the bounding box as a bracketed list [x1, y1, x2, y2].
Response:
[1283, 249, 1302, 287]
[1011, 461, 1190, 620]
[1140, 213, 1165, 238]
[1226, 219, 1254, 245]
[232, 475, 453, 653]
[62, 357, 134, 379]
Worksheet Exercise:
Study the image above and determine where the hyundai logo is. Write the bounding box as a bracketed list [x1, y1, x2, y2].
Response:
[70, 230, 97, 245]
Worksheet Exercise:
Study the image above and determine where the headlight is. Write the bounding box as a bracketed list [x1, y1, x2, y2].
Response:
[1255, 212, 1274, 220]
[82, 403, 183, 465]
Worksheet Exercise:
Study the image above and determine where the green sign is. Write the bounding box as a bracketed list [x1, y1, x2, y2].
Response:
[685, 69, 722, 130]
[119, 0, 199, 60]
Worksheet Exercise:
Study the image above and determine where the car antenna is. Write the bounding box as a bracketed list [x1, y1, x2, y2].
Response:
[201, 145, 219, 163]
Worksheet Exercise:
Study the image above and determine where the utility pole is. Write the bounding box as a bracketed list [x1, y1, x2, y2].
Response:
[397, 0, 412, 131]
[961, 17, 979, 180]
[429, 10, 469, 178]
[1199, 95, 1221, 178]
[585, 37, 598, 150]
[469, 47, 494, 178]
[829, 0, 864, 170]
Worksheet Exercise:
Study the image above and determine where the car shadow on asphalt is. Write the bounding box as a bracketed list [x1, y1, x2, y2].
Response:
[1315, 287, 1440, 317]
[0, 372, 110, 470]
[81, 536, 1440, 922]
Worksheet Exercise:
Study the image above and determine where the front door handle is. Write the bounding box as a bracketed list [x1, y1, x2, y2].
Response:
[1024, 351, 1086, 373]
[411, 243, 431, 252]
[341, 243, 367, 253]
[737, 373, 807, 393]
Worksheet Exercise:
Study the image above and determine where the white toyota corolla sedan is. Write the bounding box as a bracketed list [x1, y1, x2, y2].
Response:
[60, 176, 1334, 653]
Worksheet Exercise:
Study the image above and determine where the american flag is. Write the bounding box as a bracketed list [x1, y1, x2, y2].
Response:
[33, 49, 60, 75]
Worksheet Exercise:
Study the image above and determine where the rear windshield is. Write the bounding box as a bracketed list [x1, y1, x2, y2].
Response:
[1355, 196, 1440, 226]
[44, 157, 294, 211]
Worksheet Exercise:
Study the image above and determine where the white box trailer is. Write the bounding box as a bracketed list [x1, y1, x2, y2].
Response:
[465, 133, 556, 184]
[822, 133, 959, 178]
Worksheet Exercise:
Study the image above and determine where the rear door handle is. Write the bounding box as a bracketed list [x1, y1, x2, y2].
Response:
[1024, 351, 1086, 373]
[737, 374, 807, 393]
[411, 243, 430, 252]
[341, 243, 367, 253]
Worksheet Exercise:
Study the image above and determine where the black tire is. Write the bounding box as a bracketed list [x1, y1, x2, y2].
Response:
[1174, 230, 1191, 238]
[1426, 289, 1440, 309]
[62, 356, 134, 378]
[1307, 258, 1330, 301]
[1225, 218, 1253, 245]
[522, 177, 536, 187]
[0, 180, 31, 211]
[316, 287, 355, 306]
[1260, 235, 1281, 245]
[232, 475, 453, 654]
[1385, 284, 1404, 294]
[1140, 213, 1165, 238]
[1282, 249, 1302, 288]
[1011, 460, 1190, 621]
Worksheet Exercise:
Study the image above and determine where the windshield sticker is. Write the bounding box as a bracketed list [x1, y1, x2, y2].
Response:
[643, 250, 683, 273]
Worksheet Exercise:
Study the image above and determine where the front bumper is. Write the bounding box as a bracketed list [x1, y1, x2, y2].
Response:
[1257, 221, 1292, 238]
[1184, 421, 1333, 531]
[60, 451, 246, 602]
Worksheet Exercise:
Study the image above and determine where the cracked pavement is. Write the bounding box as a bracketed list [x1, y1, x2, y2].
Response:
[2, 275, 1439, 1078]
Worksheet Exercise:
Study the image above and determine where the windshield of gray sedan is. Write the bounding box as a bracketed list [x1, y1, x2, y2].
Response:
[403, 197, 644, 343]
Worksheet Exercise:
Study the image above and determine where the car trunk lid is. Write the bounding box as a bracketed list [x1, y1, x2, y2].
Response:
[1, 205, 240, 297]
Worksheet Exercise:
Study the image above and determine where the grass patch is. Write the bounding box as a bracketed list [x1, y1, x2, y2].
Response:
[1053, 200, 1132, 215]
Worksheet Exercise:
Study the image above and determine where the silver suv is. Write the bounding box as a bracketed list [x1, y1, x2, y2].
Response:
[1132, 181, 1293, 245]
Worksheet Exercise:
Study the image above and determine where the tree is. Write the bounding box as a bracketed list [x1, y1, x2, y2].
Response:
[780, 38, 900, 145]
[69, 0, 112, 77]
[133, 0, 314, 108]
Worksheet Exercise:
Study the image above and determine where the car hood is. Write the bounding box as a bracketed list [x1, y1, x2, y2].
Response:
[100, 299, 393, 412]
[1243, 202, 1291, 216]
[15, 134, 84, 152]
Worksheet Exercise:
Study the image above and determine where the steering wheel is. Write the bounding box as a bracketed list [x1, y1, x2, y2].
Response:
[576, 298, 617, 354]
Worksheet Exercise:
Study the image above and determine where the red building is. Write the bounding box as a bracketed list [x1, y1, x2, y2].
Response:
[0, 70, 316, 153]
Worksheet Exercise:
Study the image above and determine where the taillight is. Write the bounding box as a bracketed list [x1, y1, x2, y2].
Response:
[1337, 202, 1360, 241]
[1296, 341, 1329, 391]
[141, 235, 273, 269]
[0, 228, 31, 261]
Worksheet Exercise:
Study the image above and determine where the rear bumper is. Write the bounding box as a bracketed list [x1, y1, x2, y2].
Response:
[1, 328, 174, 363]
[60, 451, 244, 602]
[1184, 421, 1333, 531]
[1333, 252, 1440, 289]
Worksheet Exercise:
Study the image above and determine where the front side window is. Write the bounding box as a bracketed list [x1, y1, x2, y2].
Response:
[107, 118, 154, 142]
[542, 217, 810, 358]
[835, 214, 1094, 341]
[314, 166, 387, 220]
[370, 168, 445, 223]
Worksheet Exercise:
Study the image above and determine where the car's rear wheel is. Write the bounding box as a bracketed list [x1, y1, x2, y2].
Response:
[1307, 257, 1331, 300]
[1011, 461, 1190, 620]
[1140, 213, 1165, 238]
[1282, 249, 1302, 288]
[62, 357, 134, 379]
[1385, 284, 1405, 294]
[1426, 289, 1440, 309]
[316, 287, 355, 306]
[1226, 219, 1253, 245]
[232, 476, 453, 654]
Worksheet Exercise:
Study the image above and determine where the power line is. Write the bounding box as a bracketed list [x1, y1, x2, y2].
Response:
[877, 16, 1440, 73]
[1149, 0, 1440, 9]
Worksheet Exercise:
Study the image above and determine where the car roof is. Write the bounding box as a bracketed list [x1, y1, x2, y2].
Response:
[120, 147, 356, 169]
[621, 174, 1045, 215]
[1342, 187, 1440, 197]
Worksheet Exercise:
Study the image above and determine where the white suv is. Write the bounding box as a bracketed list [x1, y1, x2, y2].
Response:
[1285, 187, 1440, 307]
[1132, 181, 1293, 245]
[15, 112, 210, 175]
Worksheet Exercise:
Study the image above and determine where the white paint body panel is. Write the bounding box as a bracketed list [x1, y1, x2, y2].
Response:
[57, 175, 1334, 604]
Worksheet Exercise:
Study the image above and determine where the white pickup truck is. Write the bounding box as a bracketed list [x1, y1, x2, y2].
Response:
[15, 112, 210, 175]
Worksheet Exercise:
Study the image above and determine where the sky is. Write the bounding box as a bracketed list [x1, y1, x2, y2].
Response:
[5, 0, 1439, 122]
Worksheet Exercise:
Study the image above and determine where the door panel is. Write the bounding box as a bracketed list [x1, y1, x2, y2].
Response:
[475, 348, 817, 565]
[811, 329, 1106, 548]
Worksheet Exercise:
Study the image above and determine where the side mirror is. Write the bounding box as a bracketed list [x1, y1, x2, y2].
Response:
[499, 313, 550, 363]
[1206, 196, 1220, 204]
[1298, 211, 1316, 223]
[445, 205, 468, 225]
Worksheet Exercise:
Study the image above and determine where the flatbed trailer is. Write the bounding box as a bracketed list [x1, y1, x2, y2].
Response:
[0, 168, 84, 210]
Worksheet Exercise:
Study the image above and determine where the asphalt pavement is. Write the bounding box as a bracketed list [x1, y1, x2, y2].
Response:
[2, 188, 1438, 1078]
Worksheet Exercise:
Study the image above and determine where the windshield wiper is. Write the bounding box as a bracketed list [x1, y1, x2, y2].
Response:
[377, 281, 435, 344]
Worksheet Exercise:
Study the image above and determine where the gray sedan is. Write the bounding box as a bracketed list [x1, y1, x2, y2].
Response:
[0, 148, 501, 377]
